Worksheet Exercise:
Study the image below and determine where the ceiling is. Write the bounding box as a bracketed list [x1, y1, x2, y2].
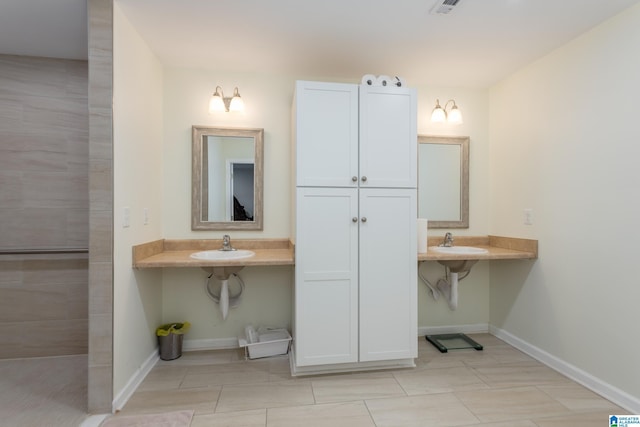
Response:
[1, 0, 639, 88]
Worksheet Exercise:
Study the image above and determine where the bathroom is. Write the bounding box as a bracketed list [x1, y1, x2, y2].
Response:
[1, 0, 640, 423]
[109, 0, 640, 414]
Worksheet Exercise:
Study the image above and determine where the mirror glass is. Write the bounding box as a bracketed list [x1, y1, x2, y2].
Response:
[418, 135, 469, 228]
[192, 126, 264, 230]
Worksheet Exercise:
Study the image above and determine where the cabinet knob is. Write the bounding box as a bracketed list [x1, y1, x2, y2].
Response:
[361, 176, 368, 182]
[361, 217, 367, 223]
[351, 176, 358, 182]
[352, 217, 358, 223]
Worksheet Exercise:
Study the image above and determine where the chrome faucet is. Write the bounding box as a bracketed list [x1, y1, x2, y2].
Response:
[220, 234, 236, 251]
[441, 232, 454, 247]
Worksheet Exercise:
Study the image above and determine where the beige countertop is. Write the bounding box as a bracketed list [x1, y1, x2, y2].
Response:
[132, 235, 536, 269]
[132, 238, 294, 268]
[418, 235, 537, 262]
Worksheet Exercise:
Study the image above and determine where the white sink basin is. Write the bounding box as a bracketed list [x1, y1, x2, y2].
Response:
[430, 246, 488, 255]
[190, 249, 255, 260]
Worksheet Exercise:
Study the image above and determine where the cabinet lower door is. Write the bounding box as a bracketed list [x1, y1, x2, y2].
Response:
[359, 188, 417, 362]
[295, 188, 359, 366]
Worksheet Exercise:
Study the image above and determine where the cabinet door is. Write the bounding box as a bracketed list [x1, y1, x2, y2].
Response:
[358, 188, 417, 362]
[359, 86, 417, 189]
[295, 81, 359, 187]
[295, 187, 359, 366]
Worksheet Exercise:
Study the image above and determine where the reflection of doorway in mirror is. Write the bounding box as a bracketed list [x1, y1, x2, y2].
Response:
[226, 160, 254, 221]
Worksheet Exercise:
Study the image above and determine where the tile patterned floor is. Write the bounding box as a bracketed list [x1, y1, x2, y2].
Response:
[113, 334, 628, 427]
[0, 354, 88, 427]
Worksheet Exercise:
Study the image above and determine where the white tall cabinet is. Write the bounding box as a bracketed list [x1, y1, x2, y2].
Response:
[292, 80, 417, 374]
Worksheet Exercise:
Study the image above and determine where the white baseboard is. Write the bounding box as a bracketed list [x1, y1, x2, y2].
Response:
[79, 414, 110, 427]
[418, 323, 488, 337]
[183, 337, 239, 351]
[490, 325, 640, 414]
[112, 349, 159, 412]
[185, 328, 490, 351]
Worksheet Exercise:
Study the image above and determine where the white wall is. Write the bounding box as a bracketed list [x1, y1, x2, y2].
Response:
[489, 3, 640, 408]
[113, 5, 164, 396]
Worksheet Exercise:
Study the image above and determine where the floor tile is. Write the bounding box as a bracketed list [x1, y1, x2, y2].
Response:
[162, 348, 243, 367]
[471, 361, 570, 388]
[120, 386, 220, 415]
[215, 381, 314, 412]
[466, 421, 537, 427]
[537, 383, 622, 412]
[415, 352, 468, 370]
[462, 345, 535, 367]
[531, 410, 626, 427]
[191, 408, 266, 427]
[136, 365, 187, 392]
[311, 376, 406, 403]
[465, 334, 511, 347]
[10, 335, 634, 427]
[267, 401, 375, 427]
[365, 392, 479, 427]
[455, 386, 572, 423]
[394, 365, 489, 395]
[0, 355, 88, 427]
[182, 368, 270, 388]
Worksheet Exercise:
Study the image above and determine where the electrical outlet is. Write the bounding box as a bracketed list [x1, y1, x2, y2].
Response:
[143, 208, 149, 225]
[123, 207, 130, 228]
[523, 208, 533, 225]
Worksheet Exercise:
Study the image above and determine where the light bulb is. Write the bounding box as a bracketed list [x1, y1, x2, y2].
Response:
[229, 87, 244, 112]
[448, 106, 463, 124]
[209, 88, 226, 113]
[229, 96, 244, 112]
[431, 106, 446, 123]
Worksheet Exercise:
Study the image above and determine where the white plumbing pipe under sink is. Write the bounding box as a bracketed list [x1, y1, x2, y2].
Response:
[436, 272, 459, 310]
[449, 272, 459, 310]
[220, 279, 229, 320]
[204, 271, 246, 321]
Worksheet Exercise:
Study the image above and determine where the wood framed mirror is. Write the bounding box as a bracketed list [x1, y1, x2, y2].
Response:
[418, 135, 469, 228]
[192, 126, 264, 230]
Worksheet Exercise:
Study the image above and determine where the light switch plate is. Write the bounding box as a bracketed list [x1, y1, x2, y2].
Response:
[523, 208, 533, 225]
[123, 207, 130, 228]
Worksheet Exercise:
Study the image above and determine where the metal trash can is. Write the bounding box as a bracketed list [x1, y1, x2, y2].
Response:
[156, 322, 190, 361]
[158, 333, 184, 360]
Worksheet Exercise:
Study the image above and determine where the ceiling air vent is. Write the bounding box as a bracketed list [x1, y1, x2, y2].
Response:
[430, 0, 461, 15]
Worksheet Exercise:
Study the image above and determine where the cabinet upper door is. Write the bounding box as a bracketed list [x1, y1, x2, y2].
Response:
[295, 81, 359, 187]
[359, 86, 417, 189]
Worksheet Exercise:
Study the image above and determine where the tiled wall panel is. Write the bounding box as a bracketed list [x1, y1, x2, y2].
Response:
[0, 54, 88, 358]
[88, 0, 114, 413]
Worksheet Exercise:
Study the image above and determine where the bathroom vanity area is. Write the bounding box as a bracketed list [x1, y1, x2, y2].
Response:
[132, 234, 536, 375]
[132, 235, 536, 268]
[126, 76, 540, 382]
[132, 238, 294, 268]
[131, 78, 538, 377]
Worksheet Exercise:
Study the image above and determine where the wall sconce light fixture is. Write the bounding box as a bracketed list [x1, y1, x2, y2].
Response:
[209, 86, 245, 113]
[431, 99, 463, 124]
